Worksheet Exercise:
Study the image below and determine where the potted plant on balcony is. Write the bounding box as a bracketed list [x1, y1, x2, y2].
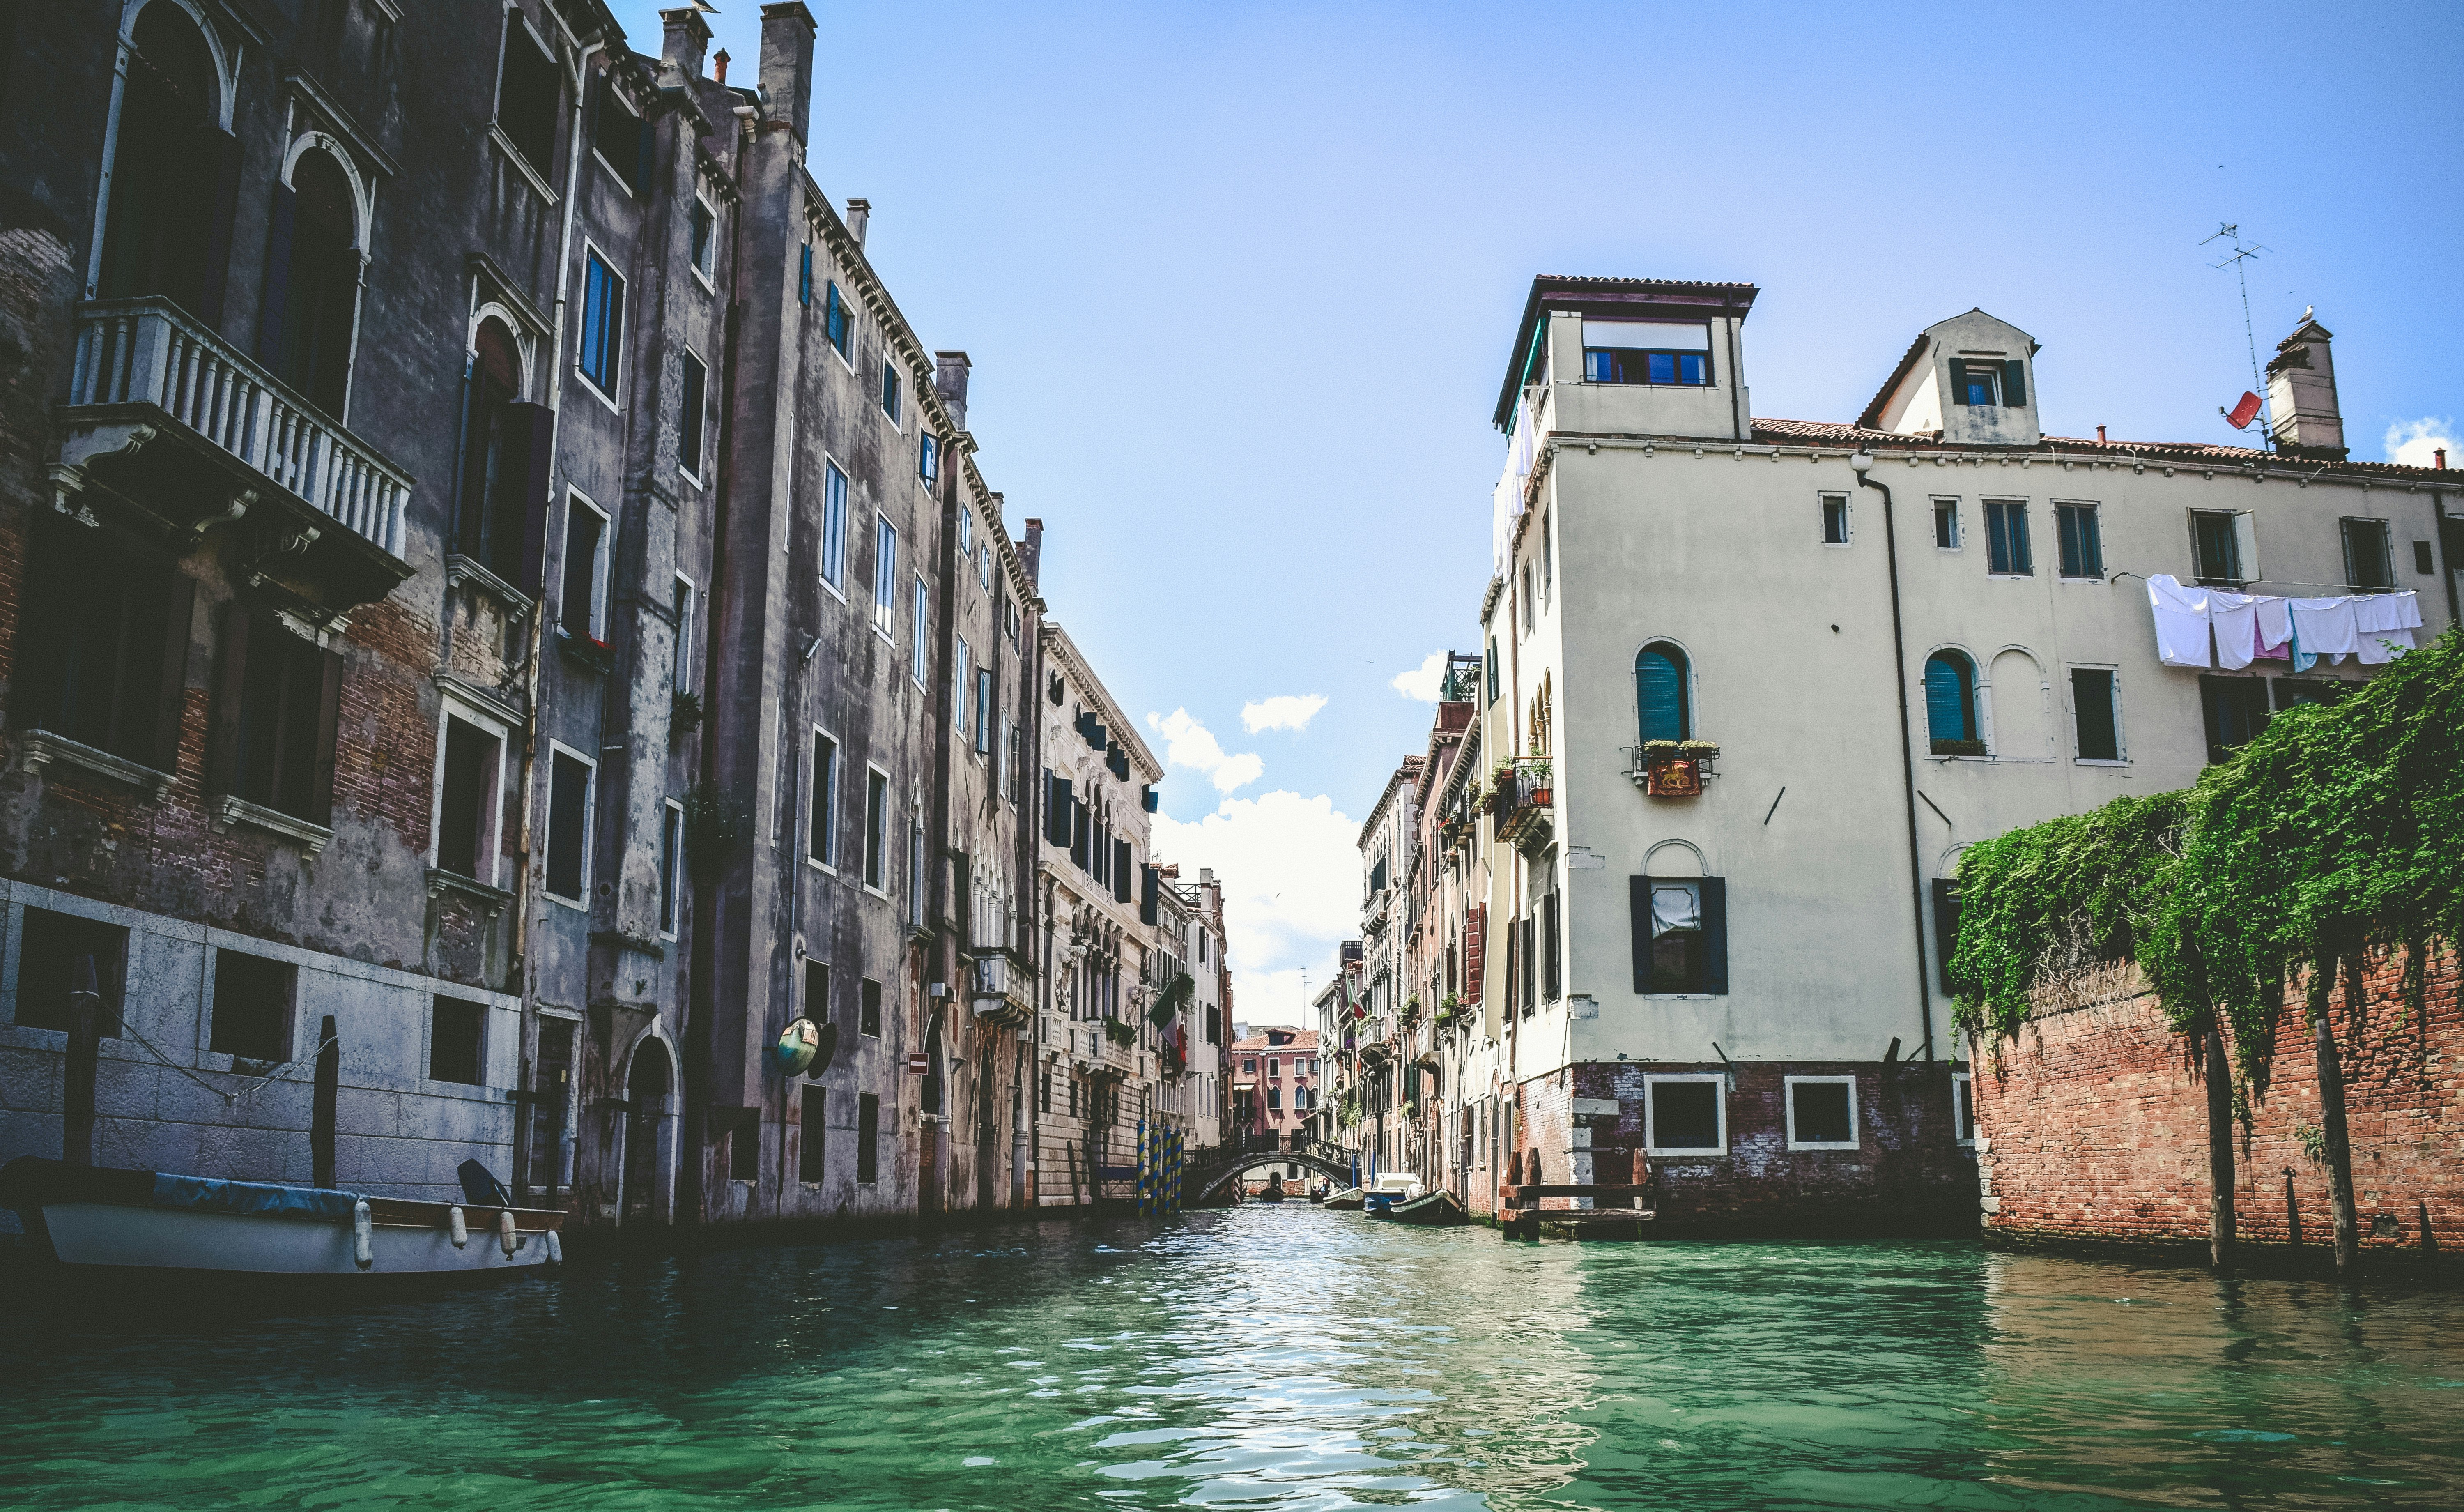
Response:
[1103, 1018, 1135, 1048]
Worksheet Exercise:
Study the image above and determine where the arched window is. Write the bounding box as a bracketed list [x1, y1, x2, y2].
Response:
[455, 318, 537, 586]
[264, 148, 362, 414]
[1635, 642, 1689, 743]
[1925, 651, 1980, 753]
[98, 4, 237, 321]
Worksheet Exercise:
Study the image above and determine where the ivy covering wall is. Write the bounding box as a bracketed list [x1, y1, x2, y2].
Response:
[1948, 627, 2463, 1079]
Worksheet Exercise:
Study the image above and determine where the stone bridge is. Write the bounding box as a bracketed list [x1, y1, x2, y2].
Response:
[1186, 1136, 1357, 1203]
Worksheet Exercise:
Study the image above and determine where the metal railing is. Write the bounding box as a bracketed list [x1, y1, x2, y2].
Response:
[69, 299, 410, 557]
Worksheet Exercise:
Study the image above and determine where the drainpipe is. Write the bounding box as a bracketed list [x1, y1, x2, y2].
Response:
[1851, 451, 1937, 1064]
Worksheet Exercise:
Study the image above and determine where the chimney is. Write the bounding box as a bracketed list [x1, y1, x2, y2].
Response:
[845, 198, 870, 249]
[1021, 517, 1044, 589]
[2096, 425, 2107, 444]
[934, 351, 972, 431]
[2265, 308, 2347, 461]
[759, 4, 816, 143]
[712, 48, 728, 84]
[660, 7, 711, 79]
[1200, 868, 1215, 885]
[2438, 448, 2448, 471]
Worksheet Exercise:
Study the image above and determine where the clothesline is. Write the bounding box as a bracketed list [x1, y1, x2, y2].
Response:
[2146, 574, 2421, 673]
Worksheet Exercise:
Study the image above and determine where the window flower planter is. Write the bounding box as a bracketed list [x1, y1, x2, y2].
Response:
[1931, 738, 1988, 758]
[1102, 1019, 1135, 1047]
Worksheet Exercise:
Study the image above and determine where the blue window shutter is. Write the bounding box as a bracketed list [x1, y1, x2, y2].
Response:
[1948, 359, 1969, 406]
[799, 245, 812, 306]
[1701, 877, 1728, 995]
[2002, 360, 2026, 407]
[1635, 647, 1687, 743]
[1924, 655, 1970, 741]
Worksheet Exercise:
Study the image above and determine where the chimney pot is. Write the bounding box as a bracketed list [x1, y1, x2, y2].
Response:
[659, 7, 712, 78]
[758, 4, 816, 142]
[846, 198, 870, 249]
[2265, 312, 2348, 460]
[2439, 448, 2449, 470]
[713, 48, 729, 84]
[2096, 425, 2107, 444]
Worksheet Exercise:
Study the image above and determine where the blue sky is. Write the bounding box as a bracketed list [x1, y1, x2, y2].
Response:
[614, 1, 2462, 1023]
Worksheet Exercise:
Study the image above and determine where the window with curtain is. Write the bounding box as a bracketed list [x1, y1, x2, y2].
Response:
[1925, 651, 1981, 755]
[1634, 642, 1689, 743]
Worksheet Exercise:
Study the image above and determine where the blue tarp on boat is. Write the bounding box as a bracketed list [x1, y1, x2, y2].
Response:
[150, 1172, 360, 1220]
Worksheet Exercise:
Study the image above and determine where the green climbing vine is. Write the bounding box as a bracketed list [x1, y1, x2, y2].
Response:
[1949, 626, 2464, 1082]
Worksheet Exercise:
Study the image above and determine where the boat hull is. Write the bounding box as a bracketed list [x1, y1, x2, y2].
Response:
[1388, 1191, 1467, 1227]
[1321, 1187, 1365, 1210]
[32, 1201, 554, 1277]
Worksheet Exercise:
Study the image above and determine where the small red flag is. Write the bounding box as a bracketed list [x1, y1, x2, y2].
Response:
[2223, 391, 2262, 430]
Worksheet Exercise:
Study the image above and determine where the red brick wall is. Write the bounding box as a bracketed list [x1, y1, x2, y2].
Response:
[1975, 943, 2462, 1255]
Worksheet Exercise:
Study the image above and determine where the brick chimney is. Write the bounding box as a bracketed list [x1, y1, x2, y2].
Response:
[934, 351, 972, 431]
[1021, 517, 1043, 590]
[660, 7, 710, 79]
[845, 198, 869, 249]
[2266, 308, 2347, 460]
[759, 4, 816, 143]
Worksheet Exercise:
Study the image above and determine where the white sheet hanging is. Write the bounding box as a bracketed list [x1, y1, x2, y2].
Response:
[2354, 591, 2423, 634]
[2357, 626, 2417, 665]
[2146, 575, 2213, 668]
[2208, 590, 2258, 672]
[2289, 596, 2359, 660]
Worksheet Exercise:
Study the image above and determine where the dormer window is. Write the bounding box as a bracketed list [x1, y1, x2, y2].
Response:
[1584, 320, 1713, 387]
[1950, 358, 2024, 408]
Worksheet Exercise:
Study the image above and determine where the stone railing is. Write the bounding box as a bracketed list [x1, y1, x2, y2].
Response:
[67, 299, 410, 557]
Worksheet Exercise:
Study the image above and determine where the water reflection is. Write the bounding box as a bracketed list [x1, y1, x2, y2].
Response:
[2, 1208, 2458, 1510]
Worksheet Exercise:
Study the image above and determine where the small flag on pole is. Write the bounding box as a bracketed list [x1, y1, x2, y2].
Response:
[2222, 391, 2262, 430]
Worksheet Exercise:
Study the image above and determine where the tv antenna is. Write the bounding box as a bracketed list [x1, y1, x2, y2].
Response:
[2202, 222, 2273, 446]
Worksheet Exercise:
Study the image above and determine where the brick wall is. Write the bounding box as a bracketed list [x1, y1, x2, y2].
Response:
[1975, 943, 2461, 1261]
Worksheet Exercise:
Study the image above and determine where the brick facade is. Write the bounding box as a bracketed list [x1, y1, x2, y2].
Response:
[1974, 944, 2462, 1268]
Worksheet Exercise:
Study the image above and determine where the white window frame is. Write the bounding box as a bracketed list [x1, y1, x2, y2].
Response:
[588, 76, 646, 196]
[1932, 497, 1961, 552]
[2064, 661, 2129, 766]
[878, 348, 903, 430]
[1953, 1071, 1977, 1148]
[953, 637, 970, 740]
[861, 764, 891, 897]
[658, 798, 685, 939]
[1643, 1072, 1727, 1156]
[430, 697, 511, 891]
[819, 456, 850, 597]
[910, 573, 929, 686]
[560, 487, 612, 643]
[688, 189, 718, 290]
[873, 515, 898, 641]
[1982, 497, 2032, 578]
[673, 573, 696, 693]
[1820, 492, 1852, 548]
[808, 725, 839, 873]
[542, 740, 597, 910]
[975, 668, 994, 756]
[676, 346, 708, 486]
[573, 238, 624, 414]
[1784, 1074, 1860, 1151]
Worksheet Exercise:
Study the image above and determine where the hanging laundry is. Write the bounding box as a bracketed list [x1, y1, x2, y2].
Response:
[2354, 590, 2423, 635]
[2208, 590, 2259, 672]
[2288, 596, 2359, 663]
[2254, 596, 2292, 661]
[2357, 626, 2416, 665]
[2146, 575, 2212, 668]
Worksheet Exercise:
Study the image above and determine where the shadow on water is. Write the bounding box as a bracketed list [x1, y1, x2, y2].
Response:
[2, 1210, 2459, 1510]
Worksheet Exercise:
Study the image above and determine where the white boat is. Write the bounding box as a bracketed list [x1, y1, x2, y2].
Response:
[2, 1156, 564, 1282]
[1362, 1172, 1426, 1215]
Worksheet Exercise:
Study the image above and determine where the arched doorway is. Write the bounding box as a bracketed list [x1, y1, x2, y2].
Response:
[620, 1037, 674, 1226]
[98, 2, 232, 320]
[269, 147, 363, 415]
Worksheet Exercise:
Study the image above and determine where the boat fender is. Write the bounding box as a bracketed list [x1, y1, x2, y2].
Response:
[352, 1199, 373, 1269]
[448, 1205, 468, 1248]
[498, 1208, 517, 1258]
[544, 1229, 563, 1265]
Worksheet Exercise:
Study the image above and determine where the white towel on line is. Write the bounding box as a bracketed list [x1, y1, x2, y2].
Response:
[2207, 590, 2258, 672]
[2289, 596, 2359, 660]
[2146, 575, 2212, 668]
[2354, 591, 2423, 634]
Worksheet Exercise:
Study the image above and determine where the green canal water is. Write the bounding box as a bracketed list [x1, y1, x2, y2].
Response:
[4, 1204, 2460, 1510]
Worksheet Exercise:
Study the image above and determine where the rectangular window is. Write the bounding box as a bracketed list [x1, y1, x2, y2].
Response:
[673, 575, 696, 692]
[805, 958, 830, 1025]
[496, 17, 559, 177]
[873, 517, 898, 635]
[678, 351, 707, 480]
[1951, 360, 2001, 407]
[953, 638, 970, 739]
[911, 575, 929, 685]
[1984, 500, 2031, 575]
[2190, 509, 2249, 586]
[434, 714, 501, 882]
[908, 818, 926, 930]
[2071, 668, 2120, 762]
[1582, 320, 1713, 386]
[860, 977, 882, 1037]
[863, 768, 889, 890]
[1933, 499, 1959, 550]
[14, 516, 190, 773]
[1953, 1072, 1977, 1146]
[560, 492, 609, 641]
[825, 282, 850, 359]
[799, 1084, 827, 1182]
[1267, 1087, 1281, 1110]
[2198, 675, 2271, 765]
[1820, 495, 1849, 545]
[809, 731, 838, 867]
[209, 950, 295, 1063]
[529, 1018, 574, 1191]
[975, 668, 995, 755]
[689, 196, 715, 279]
[798, 243, 812, 306]
[2416, 539, 2438, 576]
[429, 996, 486, 1086]
[1785, 1075, 1859, 1149]
[2056, 503, 2103, 579]
[920, 433, 940, 487]
[1645, 1075, 1725, 1156]
[577, 249, 625, 399]
[11, 908, 128, 1036]
[821, 458, 850, 594]
[545, 747, 594, 902]
[857, 1092, 880, 1183]
[591, 73, 647, 196]
[2342, 518, 2394, 591]
[214, 613, 342, 824]
[1632, 876, 1727, 995]
[659, 799, 684, 937]
[879, 354, 901, 423]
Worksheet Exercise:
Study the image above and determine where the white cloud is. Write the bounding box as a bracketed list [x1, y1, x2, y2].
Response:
[1241, 693, 1328, 734]
[1145, 708, 1263, 794]
[1391, 650, 1447, 702]
[2386, 417, 2457, 469]
[1152, 789, 1359, 1026]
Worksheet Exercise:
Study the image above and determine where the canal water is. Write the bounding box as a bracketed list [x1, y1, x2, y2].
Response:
[4, 1204, 2459, 1510]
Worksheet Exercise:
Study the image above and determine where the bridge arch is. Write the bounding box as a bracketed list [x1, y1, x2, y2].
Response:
[1189, 1146, 1357, 1204]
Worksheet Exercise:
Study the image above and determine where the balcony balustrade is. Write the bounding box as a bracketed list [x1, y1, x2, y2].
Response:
[1488, 757, 1554, 849]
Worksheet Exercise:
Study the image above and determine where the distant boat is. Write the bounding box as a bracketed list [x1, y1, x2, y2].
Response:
[1, 1157, 564, 1284]
[1388, 1190, 1467, 1226]
[1320, 1185, 1365, 1210]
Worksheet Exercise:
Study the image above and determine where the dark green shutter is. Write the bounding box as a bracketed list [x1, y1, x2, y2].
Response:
[1701, 877, 1728, 995]
[1924, 655, 1971, 742]
[308, 645, 344, 826]
[510, 402, 556, 593]
[1629, 877, 1652, 993]
[1636, 647, 1686, 743]
[2002, 360, 2026, 407]
[1947, 359, 1968, 406]
[1046, 776, 1072, 846]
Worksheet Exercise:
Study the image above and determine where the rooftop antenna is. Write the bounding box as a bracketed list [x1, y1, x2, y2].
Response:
[2202, 222, 2273, 448]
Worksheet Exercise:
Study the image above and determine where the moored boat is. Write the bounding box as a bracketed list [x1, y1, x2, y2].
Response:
[1, 1156, 563, 1283]
[1320, 1185, 1365, 1210]
[1361, 1173, 1425, 1217]
[1388, 1190, 1467, 1226]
